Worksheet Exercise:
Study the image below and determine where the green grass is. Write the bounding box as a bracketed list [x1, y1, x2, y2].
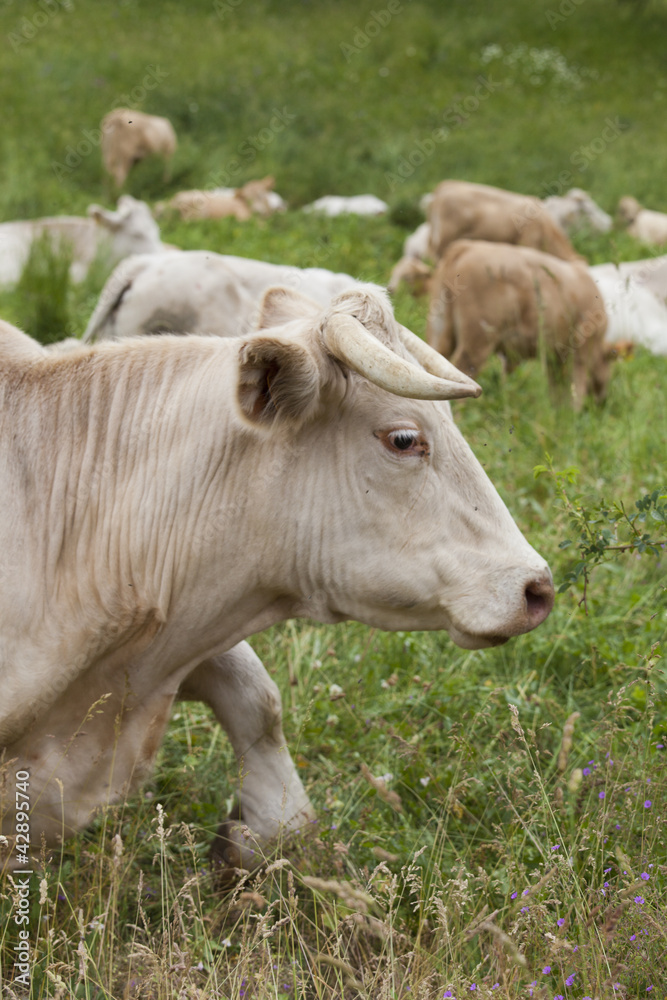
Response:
[2, 1, 667, 997]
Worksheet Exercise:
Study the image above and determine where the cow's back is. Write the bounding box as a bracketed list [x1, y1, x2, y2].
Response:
[428, 180, 581, 262]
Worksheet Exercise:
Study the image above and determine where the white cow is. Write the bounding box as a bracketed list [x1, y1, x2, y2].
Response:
[0, 284, 553, 873]
[82, 250, 365, 342]
[388, 222, 433, 295]
[592, 254, 667, 305]
[0, 195, 167, 287]
[590, 266, 667, 354]
[617, 196, 667, 247]
[303, 194, 389, 216]
[543, 188, 612, 235]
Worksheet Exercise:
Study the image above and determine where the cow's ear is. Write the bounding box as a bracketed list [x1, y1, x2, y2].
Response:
[237, 336, 325, 426]
[256, 286, 322, 331]
[88, 203, 120, 230]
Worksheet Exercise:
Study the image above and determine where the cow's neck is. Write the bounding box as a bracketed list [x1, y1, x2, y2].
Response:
[0, 338, 313, 742]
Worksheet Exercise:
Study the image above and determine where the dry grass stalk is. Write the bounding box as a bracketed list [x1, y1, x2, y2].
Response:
[302, 875, 374, 913]
[311, 952, 366, 992]
[372, 846, 399, 863]
[471, 918, 527, 966]
[557, 711, 581, 771]
[360, 763, 403, 812]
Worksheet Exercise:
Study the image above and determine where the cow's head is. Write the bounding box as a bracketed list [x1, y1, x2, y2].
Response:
[617, 195, 642, 228]
[567, 189, 613, 234]
[88, 195, 164, 256]
[235, 285, 553, 649]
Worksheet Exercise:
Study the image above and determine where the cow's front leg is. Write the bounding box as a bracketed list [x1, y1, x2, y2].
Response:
[178, 642, 315, 872]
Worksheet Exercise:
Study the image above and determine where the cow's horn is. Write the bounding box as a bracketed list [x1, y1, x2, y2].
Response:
[322, 314, 482, 400]
[396, 324, 478, 388]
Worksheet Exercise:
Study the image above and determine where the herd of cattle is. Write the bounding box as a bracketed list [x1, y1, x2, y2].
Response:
[0, 107, 663, 876]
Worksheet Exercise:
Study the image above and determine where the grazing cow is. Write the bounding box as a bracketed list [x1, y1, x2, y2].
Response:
[590, 267, 667, 355]
[0, 284, 553, 873]
[101, 108, 177, 188]
[543, 188, 612, 235]
[617, 196, 667, 247]
[428, 180, 583, 262]
[156, 176, 284, 221]
[426, 240, 610, 409]
[82, 250, 364, 342]
[0, 196, 167, 286]
[302, 194, 389, 216]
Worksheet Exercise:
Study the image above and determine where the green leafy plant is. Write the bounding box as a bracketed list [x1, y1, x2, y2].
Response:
[15, 232, 73, 345]
[535, 456, 667, 605]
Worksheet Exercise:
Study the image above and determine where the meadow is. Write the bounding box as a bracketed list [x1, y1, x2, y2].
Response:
[1, 0, 667, 997]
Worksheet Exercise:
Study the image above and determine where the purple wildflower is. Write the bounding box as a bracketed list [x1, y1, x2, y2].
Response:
[644, 800, 652, 808]
[631, 934, 636, 941]
[511, 891, 518, 899]
[641, 872, 650, 880]
[551, 844, 560, 851]
[443, 993, 453, 998]
[523, 888, 530, 895]
[635, 896, 645, 904]
[565, 974, 575, 986]
[599, 791, 605, 799]
[583, 767, 591, 776]
[542, 966, 551, 974]
[557, 918, 565, 927]
[647, 987, 653, 992]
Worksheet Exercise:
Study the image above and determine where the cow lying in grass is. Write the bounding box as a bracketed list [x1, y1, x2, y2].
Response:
[81, 250, 364, 342]
[0, 286, 553, 875]
[0, 196, 167, 287]
[617, 196, 667, 247]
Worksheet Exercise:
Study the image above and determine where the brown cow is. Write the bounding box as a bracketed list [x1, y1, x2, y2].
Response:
[101, 108, 177, 188]
[428, 180, 583, 263]
[426, 240, 610, 409]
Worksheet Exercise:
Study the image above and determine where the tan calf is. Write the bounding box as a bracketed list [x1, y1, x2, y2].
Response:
[101, 108, 177, 188]
[426, 240, 610, 409]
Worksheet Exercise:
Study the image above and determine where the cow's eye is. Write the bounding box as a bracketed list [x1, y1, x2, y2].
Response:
[375, 428, 430, 458]
[389, 430, 418, 451]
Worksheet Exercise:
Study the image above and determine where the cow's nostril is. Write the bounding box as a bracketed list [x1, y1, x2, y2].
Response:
[525, 575, 555, 626]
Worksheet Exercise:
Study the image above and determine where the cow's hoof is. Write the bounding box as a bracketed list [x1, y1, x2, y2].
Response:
[209, 805, 264, 887]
